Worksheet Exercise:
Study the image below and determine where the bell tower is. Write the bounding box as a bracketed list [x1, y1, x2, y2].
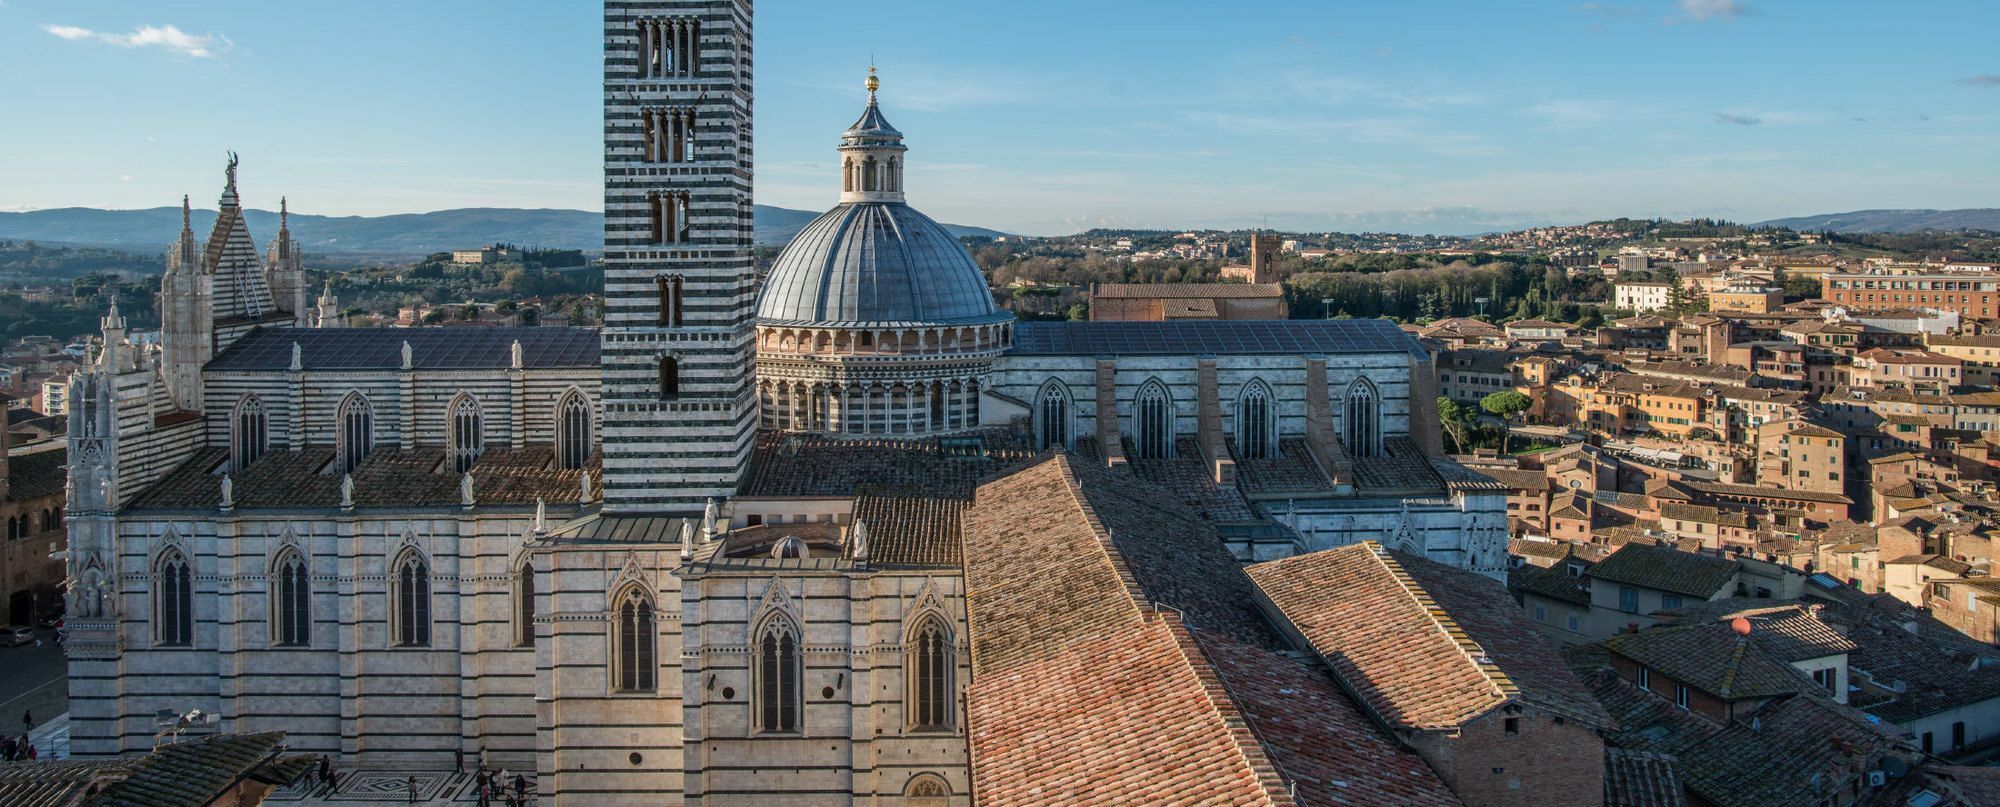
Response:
[600, 0, 758, 513]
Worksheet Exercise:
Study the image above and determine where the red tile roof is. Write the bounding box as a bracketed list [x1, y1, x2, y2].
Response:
[1247, 543, 1612, 732]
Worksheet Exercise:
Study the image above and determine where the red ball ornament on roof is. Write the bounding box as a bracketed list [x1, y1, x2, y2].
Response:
[1730, 616, 1753, 636]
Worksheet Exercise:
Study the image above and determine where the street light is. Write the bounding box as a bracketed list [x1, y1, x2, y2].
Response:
[1322, 298, 1335, 320]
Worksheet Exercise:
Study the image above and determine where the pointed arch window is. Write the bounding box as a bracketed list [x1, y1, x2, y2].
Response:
[155, 550, 193, 647]
[272, 550, 310, 647]
[448, 394, 484, 474]
[755, 615, 803, 733]
[1345, 380, 1381, 459]
[337, 392, 374, 474]
[233, 394, 267, 471]
[514, 561, 536, 648]
[1037, 381, 1071, 451]
[392, 551, 431, 648]
[659, 356, 680, 400]
[557, 390, 592, 470]
[1237, 380, 1274, 460]
[906, 615, 954, 731]
[614, 587, 657, 691]
[1136, 381, 1173, 459]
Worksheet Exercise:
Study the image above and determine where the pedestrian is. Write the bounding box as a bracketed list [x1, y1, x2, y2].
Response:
[21, 709, 30, 733]
[477, 780, 489, 807]
[319, 755, 334, 789]
[25, 743, 35, 761]
[513, 772, 526, 800]
[455, 747, 464, 773]
[406, 775, 418, 803]
[3, 735, 15, 760]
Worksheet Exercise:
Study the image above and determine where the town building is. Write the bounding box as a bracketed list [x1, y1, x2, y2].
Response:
[1823, 270, 2000, 319]
[1086, 282, 1287, 321]
[1615, 282, 1673, 313]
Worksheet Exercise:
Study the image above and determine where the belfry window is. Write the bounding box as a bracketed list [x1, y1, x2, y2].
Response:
[557, 390, 592, 470]
[448, 394, 484, 474]
[659, 356, 680, 400]
[614, 588, 657, 691]
[1136, 381, 1173, 459]
[756, 616, 803, 733]
[906, 615, 954, 731]
[1345, 380, 1381, 458]
[642, 108, 695, 163]
[657, 274, 684, 326]
[636, 17, 700, 79]
[272, 550, 310, 647]
[1037, 381, 1070, 451]
[1237, 380, 1273, 460]
[336, 392, 374, 474]
[233, 394, 267, 471]
[651, 191, 691, 245]
[392, 551, 431, 648]
[155, 550, 194, 647]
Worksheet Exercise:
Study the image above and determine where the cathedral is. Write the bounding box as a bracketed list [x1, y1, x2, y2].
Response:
[61, 2, 1508, 804]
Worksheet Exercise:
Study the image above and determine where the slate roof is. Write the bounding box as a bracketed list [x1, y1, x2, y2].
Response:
[92, 731, 303, 807]
[1247, 543, 1613, 732]
[205, 326, 599, 371]
[1010, 319, 1426, 357]
[127, 446, 597, 510]
[1093, 282, 1286, 299]
[1604, 749, 1687, 807]
[8, 447, 66, 501]
[1589, 543, 1740, 599]
[959, 455, 1461, 806]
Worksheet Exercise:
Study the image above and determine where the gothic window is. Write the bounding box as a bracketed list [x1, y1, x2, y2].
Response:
[392, 550, 431, 648]
[755, 615, 803, 733]
[155, 549, 193, 647]
[657, 274, 684, 327]
[1136, 380, 1173, 459]
[232, 394, 267, 471]
[507, 561, 535, 648]
[336, 392, 374, 474]
[613, 587, 657, 691]
[1344, 379, 1381, 459]
[272, 549, 310, 647]
[906, 615, 954, 731]
[448, 394, 484, 474]
[557, 389, 592, 470]
[904, 774, 951, 806]
[659, 356, 680, 400]
[1037, 380, 1070, 451]
[1236, 380, 1274, 460]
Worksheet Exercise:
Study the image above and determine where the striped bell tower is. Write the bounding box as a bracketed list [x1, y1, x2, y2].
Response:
[602, 0, 757, 513]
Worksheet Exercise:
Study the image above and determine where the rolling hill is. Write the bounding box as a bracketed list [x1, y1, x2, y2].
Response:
[1756, 209, 2000, 233]
[0, 205, 1008, 256]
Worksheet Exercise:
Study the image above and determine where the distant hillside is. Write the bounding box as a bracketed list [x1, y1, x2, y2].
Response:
[0, 205, 1009, 257]
[1756, 209, 2000, 234]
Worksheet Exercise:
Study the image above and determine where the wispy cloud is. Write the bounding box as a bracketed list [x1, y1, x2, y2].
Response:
[42, 23, 228, 59]
[1713, 112, 1762, 126]
[1676, 0, 1755, 21]
[1960, 74, 2000, 88]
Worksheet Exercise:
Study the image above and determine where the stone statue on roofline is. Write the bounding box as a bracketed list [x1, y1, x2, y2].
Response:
[220, 474, 234, 509]
[679, 521, 694, 561]
[534, 497, 547, 534]
[460, 472, 476, 507]
[850, 520, 870, 563]
[702, 497, 719, 540]
[340, 474, 354, 509]
[578, 472, 593, 505]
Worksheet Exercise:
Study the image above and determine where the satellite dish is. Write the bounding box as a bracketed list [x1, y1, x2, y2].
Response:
[1882, 757, 1910, 778]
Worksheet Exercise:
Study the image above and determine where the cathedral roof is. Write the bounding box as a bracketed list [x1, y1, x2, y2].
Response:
[127, 446, 597, 511]
[206, 326, 598, 372]
[843, 96, 902, 143]
[1009, 319, 1427, 357]
[755, 202, 1004, 326]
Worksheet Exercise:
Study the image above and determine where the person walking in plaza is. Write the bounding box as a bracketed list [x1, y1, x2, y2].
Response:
[454, 747, 463, 773]
[21, 709, 30, 733]
[513, 772, 527, 802]
[406, 776, 418, 803]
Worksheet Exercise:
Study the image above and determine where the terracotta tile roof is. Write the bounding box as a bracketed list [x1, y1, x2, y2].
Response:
[1807, 599, 2000, 726]
[1658, 502, 1748, 529]
[205, 326, 599, 371]
[1233, 437, 1333, 493]
[851, 487, 963, 566]
[93, 731, 301, 807]
[961, 455, 1458, 805]
[740, 428, 1037, 499]
[0, 757, 138, 806]
[1484, 468, 1550, 492]
[1653, 601, 1855, 663]
[1511, 562, 1592, 607]
[1604, 749, 1687, 807]
[7, 447, 65, 501]
[1092, 282, 1286, 299]
[1589, 543, 1740, 599]
[1106, 436, 1258, 522]
[1247, 543, 1612, 732]
[127, 446, 598, 510]
[1604, 624, 1812, 701]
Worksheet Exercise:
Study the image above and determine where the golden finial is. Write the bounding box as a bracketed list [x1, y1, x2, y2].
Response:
[866, 63, 879, 96]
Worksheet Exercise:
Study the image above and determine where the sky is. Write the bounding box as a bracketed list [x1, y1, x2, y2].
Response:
[2, 0, 1998, 235]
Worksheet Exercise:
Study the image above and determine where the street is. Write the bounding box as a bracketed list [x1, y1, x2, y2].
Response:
[0, 627, 66, 741]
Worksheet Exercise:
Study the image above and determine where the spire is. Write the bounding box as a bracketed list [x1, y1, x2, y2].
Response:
[181, 195, 192, 231]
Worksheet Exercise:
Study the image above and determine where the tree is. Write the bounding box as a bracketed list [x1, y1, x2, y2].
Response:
[1436, 397, 1473, 453]
[1481, 390, 1532, 454]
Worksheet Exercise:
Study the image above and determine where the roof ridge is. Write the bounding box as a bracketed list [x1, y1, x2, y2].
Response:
[1164, 621, 1300, 806]
[1049, 456, 1155, 622]
[1366, 542, 1521, 705]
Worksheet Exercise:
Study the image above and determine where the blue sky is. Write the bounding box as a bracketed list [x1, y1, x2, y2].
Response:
[2, 0, 1997, 235]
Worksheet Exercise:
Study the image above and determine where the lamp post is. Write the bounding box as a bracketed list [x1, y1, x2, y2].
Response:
[1322, 298, 1335, 320]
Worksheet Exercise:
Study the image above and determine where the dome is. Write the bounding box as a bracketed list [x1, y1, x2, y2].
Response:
[756, 202, 1004, 326]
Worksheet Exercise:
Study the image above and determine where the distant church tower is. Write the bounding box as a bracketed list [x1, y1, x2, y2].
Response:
[601, 0, 757, 513]
[264, 197, 308, 318]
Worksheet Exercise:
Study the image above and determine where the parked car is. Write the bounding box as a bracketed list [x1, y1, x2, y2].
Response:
[2, 626, 33, 646]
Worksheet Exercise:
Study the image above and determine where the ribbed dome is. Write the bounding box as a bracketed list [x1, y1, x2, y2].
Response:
[757, 202, 1003, 326]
